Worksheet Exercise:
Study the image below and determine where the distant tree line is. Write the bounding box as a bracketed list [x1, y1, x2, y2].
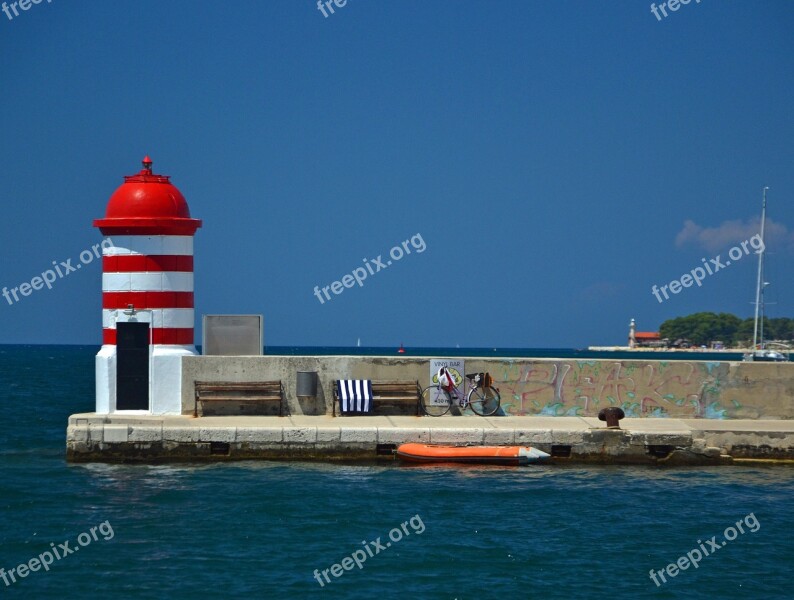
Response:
[659, 312, 794, 347]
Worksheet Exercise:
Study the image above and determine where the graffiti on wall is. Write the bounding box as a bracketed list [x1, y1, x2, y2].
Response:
[495, 360, 743, 419]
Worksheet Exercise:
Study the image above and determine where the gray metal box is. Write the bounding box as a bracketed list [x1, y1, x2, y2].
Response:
[202, 315, 263, 355]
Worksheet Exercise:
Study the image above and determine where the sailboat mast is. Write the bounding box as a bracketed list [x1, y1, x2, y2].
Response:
[760, 252, 766, 347]
[752, 186, 768, 349]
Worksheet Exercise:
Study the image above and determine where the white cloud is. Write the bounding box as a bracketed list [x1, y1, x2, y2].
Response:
[675, 217, 793, 253]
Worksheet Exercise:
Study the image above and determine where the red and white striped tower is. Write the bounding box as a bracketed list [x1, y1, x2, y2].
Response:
[93, 157, 201, 414]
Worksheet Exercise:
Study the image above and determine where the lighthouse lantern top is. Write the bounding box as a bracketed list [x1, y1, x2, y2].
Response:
[94, 157, 202, 236]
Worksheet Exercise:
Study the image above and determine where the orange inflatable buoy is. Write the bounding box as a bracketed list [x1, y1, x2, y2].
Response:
[396, 443, 549, 465]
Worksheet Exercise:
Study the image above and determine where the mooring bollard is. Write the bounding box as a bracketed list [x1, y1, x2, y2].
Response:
[598, 407, 625, 429]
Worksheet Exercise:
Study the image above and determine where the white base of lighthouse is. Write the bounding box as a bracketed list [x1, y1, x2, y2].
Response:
[96, 346, 196, 415]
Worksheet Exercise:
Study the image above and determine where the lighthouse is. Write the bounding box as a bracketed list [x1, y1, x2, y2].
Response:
[93, 157, 201, 414]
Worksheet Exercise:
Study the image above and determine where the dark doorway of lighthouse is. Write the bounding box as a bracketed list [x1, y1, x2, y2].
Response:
[116, 322, 150, 411]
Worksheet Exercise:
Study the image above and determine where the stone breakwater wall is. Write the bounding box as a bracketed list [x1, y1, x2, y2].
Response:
[182, 356, 794, 419]
[65, 415, 794, 464]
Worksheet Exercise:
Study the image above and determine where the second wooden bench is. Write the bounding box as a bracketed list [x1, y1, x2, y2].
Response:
[333, 380, 421, 416]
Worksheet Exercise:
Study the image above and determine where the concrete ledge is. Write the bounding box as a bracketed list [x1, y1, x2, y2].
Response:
[164, 427, 201, 443]
[316, 428, 342, 442]
[103, 424, 129, 443]
[483, 428, 515, 445]
[340, 428, 378, 443]
[283, 427, 318, 444]
[429, 428, 484, 444]
[627, 432, 693, 447]
[65, 414, 794, 465]
[67, 426, 89, 443]
[515, 429, 552, 444]
[128, 425, 163, 443]
[377, 428, 430, 444]
[198, 427, 236, 443]
[237, 427, 283, 443]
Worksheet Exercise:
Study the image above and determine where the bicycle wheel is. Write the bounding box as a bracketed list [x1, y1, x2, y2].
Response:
[467, 386, 501, 416]
[420, 385, 452, 417]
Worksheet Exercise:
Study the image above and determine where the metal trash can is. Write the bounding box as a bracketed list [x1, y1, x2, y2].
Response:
[296, 371, 318, 397]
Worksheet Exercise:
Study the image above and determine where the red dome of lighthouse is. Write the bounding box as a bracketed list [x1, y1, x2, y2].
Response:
[94, 157, 202, 235]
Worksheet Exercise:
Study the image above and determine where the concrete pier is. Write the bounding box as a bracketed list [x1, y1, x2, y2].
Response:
[68, 353, 794, 464]
[66, 414, 794, 465]
[78, 162, 794, 466]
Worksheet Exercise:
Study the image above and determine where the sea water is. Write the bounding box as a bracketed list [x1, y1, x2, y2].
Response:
[0, 345, 792, 599]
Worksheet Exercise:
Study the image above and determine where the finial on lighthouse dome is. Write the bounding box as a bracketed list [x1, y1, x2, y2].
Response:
[93, 156, 202, 236]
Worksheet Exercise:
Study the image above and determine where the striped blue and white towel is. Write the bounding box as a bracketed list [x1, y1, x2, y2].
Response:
[336, 380, 373, 414]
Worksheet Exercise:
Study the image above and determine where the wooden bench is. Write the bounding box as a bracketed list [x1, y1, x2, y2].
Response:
[194, 381, 287, 417]
[333, 380, 421, 416]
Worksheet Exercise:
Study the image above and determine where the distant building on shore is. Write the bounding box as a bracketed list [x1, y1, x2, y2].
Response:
[628, 319, 664, 348]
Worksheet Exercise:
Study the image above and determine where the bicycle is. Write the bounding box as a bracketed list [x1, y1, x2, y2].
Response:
[420, 372, 501, 417]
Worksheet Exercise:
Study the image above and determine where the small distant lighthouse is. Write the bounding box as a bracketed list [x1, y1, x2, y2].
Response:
[628, 318, 636, 349]
[93, 157, 201, 414]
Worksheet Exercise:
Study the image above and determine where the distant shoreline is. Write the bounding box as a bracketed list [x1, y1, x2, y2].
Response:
[3, 344, 784, 362]
[588, 346, 748, 352]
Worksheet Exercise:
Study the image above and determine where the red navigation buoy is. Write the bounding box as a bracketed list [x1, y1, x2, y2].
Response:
[398, 343, 405, 353]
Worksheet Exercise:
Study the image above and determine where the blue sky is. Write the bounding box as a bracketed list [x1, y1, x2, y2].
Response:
[1, 1, 792, 348]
